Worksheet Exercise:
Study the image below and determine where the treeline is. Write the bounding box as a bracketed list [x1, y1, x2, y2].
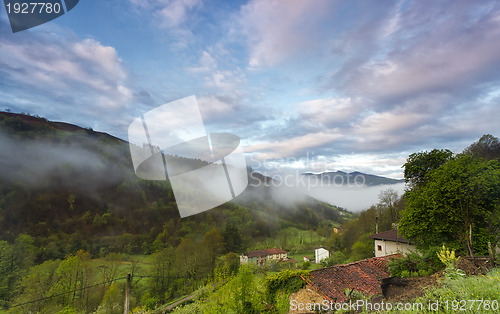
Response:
[399, 134, 500, 255]
[323, 134, 500, 266]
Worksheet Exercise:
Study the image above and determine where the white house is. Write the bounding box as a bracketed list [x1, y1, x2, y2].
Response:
[315, 247, 329, 263]
[240, 248, 287, 266]
[368, 229, 415, 257]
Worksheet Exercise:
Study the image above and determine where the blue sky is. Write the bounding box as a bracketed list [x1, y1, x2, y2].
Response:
[1, 0, 500, 179]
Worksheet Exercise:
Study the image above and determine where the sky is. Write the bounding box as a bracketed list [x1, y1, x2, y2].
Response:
[1, 0, 500, 182]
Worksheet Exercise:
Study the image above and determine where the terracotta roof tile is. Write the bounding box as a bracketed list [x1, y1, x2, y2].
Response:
[302, 254, 401, 303]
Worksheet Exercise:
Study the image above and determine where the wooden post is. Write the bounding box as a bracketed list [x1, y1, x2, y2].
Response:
[124, 274, 130, 314]
[488, 242, 495, 267]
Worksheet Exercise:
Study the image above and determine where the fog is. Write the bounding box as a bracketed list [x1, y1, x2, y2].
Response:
[0, 130, 129, 194]
[302, 182, 406, 212]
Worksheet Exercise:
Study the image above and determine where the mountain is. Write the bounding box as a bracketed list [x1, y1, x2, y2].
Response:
[302, 170, 404, 186]
[0, 111, 350, 260]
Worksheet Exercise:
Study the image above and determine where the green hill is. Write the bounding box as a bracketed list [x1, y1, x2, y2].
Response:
[0, 111, 349, 260]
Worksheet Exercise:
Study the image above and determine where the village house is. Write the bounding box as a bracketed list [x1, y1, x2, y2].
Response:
[240, 248, 287, 266]
[315, 247, 329, 263]
[368, 229, 416, 257]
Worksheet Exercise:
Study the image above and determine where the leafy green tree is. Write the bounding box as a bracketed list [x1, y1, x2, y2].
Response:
[96, 283, 122, 314]
[12, 259, 61, 313]
[349, 234, 374, 261]
[223, 223, 243, 253]
[400, 154, 500, 255]
[202, 228, 224, 275]
[50, 250, 92, 307]
[150, 247, 174, 303]
[0, 240, 15, 305]
[175, 238, 202, 279]
[463, 134, 500, 161]
[232, 265, 262, 313]
[0, 235, 36, 306]
[403, 149, 453, 188]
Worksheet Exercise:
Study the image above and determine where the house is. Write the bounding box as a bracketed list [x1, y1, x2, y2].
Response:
[368, 229, 416, 257]
[315, 247, 329, 263]
[240, 248, 287, 265]
[303, 256, 311, 262]
[290, 254, 401, 308]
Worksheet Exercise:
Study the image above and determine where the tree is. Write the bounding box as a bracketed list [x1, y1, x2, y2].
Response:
[223, 223, 243, 253]
[403, 149, 453, 188]
[378, 188, 400, 223]
[175, 238, 201, 279]
[202, 228, 224, 275]
[399, 154, 500, 255]
[463, 134, 500, 161]
[12, 260, 60, 313]
[150, 247, 174, 303]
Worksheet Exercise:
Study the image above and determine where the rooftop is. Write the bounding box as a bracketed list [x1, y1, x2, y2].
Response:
[301, 254, 401, 303]
[368, 229, 412, 244]
[245, 248, 286, 258]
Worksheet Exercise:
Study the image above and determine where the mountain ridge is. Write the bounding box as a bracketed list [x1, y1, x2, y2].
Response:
[302, 170, 404, 186]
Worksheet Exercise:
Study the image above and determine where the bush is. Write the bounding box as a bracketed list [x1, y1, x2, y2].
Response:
[264, 269, 309, 305]
[321, 251, 347, 267]
[389, 247, 446, 277]
[301, 261, 312, 270]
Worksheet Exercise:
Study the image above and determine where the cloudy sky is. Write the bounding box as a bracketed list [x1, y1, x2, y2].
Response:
[1, 0, 500, 179]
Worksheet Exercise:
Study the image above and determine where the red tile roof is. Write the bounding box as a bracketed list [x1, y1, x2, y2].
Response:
[368, 229, 411, 244]
[301, 254, 401, 303]
[245, 248, 286, 258]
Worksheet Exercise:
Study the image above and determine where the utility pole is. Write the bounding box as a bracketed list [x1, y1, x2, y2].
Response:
[124, 274, 130, 314]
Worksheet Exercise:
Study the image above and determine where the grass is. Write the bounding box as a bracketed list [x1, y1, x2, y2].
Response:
[253, 226, 327, 252]
[381, 268, 500, 313]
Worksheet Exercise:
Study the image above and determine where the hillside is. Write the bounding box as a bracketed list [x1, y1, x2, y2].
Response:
[0, 111, 349, 260]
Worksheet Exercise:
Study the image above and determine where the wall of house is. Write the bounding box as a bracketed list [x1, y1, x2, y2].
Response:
[240, 253, 287, 265]
[374, 239, 415, 257]
[315, 248, 329, 263]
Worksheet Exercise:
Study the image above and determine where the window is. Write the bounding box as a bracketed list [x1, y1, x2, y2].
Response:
[377, 245, 382, 251]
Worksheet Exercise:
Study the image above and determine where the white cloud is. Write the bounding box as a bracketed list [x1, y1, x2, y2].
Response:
[0, 35, 131, 111]
[237, 0, 333, 68]
[129, 0, 201, 30]
[244, 131, 343, 159]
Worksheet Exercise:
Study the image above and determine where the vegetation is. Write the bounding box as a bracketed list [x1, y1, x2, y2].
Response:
[399, 143, 500, 256]
[388, 247, 445, 278]
[393, 268, 500, 313]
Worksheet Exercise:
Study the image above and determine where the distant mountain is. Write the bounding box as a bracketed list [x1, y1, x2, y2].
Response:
[302, 170, 404, 186]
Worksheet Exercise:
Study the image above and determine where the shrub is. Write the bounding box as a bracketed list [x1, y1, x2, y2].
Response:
[400, 270, 410, 277]
[389, 247, 447, 277]
[264, 269, 309, 305]
[321, 251, 347, 267]
[301, 261, 311, 270]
